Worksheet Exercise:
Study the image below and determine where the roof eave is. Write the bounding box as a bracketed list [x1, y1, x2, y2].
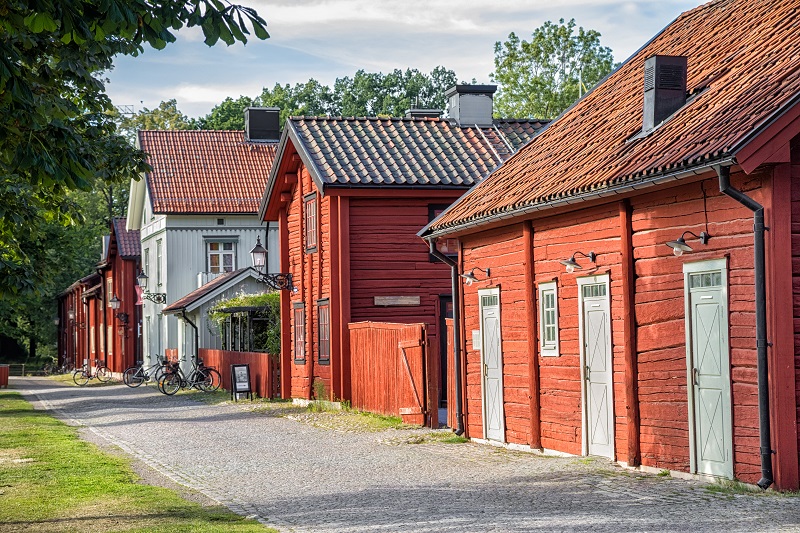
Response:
[421, 156, 736, 240]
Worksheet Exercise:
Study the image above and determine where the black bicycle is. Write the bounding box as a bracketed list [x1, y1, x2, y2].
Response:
[158, 358, 222, 396]
[73, 358, 112, 386]
[122, 356, 170, 388]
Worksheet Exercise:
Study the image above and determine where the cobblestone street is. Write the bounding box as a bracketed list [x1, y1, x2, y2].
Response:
[12, 377, 800, 532]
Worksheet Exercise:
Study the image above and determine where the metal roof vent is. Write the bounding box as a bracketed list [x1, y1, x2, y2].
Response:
[244, 107, 280, 142]
[445, 85, 497, 127]
[405, 109, 443, 119]
[643, 55, 687, 132]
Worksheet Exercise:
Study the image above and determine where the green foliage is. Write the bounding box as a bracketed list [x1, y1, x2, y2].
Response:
[208, 291, 280, 354]
[313, 377, 328, 401]
[116, 99, 196, 144]
[492, 18, 615, 119]
[195, 95, 255, 130]
[195, 67, 459, 130]
[0, 391, 275, 531]
[0, 0, 269, 297]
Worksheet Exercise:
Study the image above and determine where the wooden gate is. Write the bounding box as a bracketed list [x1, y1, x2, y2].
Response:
[349, 322, 429, 426]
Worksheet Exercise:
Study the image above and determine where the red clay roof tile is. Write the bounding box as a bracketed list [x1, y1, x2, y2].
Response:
[425, 0, 800, 236]
[139, 130, 277, 214]
[112, 217, 140, 259]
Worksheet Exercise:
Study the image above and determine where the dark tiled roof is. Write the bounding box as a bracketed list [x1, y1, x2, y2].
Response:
[112, 217, 140, 259]
[426, 0, 800, 236]
[139, 130, 277, 214]
[288, 116, 546, 189]
[162, 268, 252, 313]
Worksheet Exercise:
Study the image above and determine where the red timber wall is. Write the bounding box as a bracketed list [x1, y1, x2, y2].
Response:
[348, 194, 457, 411]
[790, 138, 800, 486]
[460, 223, 539, 445]
[281, 160, 462, 401]
[103, 255, 139, 373]
[457, 167, 799, 487]
[285, 165, 331, 399]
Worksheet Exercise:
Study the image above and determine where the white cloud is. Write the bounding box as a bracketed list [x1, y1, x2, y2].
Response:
[106, 0, 699, 118]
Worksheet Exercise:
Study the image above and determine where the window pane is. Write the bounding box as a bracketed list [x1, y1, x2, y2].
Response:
[209, 242, 219, 251]
[223, 254, 233, 271]
[210, 255, 220, 273]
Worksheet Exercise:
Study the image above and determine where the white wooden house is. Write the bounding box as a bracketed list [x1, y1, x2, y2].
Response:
[126, 108, 281, 365]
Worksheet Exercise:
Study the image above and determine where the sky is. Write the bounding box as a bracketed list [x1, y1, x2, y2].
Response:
[105, 0, 700, 119]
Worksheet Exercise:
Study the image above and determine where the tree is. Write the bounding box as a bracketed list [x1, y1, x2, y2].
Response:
[492, 18, 614, 119]
[332, 67, 457, 117]
[195, 95, 254, 130]
[0, 0, 269, 297]
[116, 99, 195, 143]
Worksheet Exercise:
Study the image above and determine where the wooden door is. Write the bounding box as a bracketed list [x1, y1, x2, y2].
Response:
[479, 288, 504, 442]
[684, 260, 733, 478]
[579, 275, 614, 458]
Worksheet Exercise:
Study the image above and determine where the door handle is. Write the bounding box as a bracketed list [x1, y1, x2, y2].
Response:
[484, 363, 488, 376]
[585, 365, 591, 381]
[692, 368, 699, 387]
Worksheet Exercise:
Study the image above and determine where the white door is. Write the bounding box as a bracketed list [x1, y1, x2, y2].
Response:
[684, 260, 733, 478]
[479, 288, 504, 442]
[579, 275, 614, 458]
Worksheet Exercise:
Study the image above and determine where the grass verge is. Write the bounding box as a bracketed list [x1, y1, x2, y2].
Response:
[0, 390, 275, 532]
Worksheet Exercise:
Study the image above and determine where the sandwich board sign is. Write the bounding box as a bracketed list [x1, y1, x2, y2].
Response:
[230, 364, 252, 401]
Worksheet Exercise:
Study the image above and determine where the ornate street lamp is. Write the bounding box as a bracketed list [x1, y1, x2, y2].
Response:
[136, 271, 167, 304]
[249, 237, 297, 292]
[109, 294, 129, 324]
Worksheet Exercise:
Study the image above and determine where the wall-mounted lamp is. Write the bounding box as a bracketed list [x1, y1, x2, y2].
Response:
[665, 231, 710, 257]
[460, 267, 490, 286]
[137, 271, 167, 304]
[54, 317, 60, 326]
[109, 295, 129, 324]
[250, 237, 297, 292]
[67, 309, 75, 321]
[558, 251, 597, 273]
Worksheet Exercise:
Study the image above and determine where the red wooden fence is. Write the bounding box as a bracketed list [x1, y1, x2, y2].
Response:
[349, 321, 429, 426]
[199, 349, 280, 399]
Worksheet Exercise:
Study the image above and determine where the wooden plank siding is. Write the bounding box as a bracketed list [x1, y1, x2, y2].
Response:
[454, 166, 800, 486]
[278, 165, 461, 409]
[791, 138, 800, 485]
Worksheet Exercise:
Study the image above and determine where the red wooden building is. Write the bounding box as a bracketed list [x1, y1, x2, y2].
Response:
[57, 218, 141, 374]
[421, 0, 800, 489]
[259, 93, 545, 422]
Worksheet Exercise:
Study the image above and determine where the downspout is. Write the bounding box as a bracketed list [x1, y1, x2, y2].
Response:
[716, 164, 773, 489]
[428, 240, 465, 435]
[181, 310, 200, 364]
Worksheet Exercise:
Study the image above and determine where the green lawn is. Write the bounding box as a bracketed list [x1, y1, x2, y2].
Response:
[0, 390, 276, 532]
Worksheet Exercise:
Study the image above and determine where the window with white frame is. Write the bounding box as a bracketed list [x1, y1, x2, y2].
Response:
[293, 303, 306, 363]
[304, 193, 317, 253]
[538, 281, 560, 357]
[208, 241, 236, 273]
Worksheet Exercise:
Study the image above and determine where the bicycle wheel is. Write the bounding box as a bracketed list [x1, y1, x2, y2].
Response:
[193, 369, 213, 391]
[73, 370, 89, 386]
[123, 367, 143, 387]
[203, 368, 222, 391]
[160, 373, 182, 396]
[96, 365, 112, 382]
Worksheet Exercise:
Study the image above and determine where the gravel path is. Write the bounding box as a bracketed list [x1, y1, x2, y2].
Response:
[11, 377, 800, 532]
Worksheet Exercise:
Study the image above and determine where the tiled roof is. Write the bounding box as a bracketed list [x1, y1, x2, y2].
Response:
[162, 268, 253, 313]
[287, 116, 546, 189]
[425, 0, 800, 236]
[139, 130, 277, 214]
[111, 217, 140, 259]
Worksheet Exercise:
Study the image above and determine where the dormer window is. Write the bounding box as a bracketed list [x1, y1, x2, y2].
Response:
[208, 241, 236, 273]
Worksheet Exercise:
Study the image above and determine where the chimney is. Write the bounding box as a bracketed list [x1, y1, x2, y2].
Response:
[405, 109, 443, 119]
[642, 55, 687, 132]
[244, 107, 281, 142]
[445, 84, 497, 127]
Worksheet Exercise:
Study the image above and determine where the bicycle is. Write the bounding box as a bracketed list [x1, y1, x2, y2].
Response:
[122, 356, 170, 388]
[158, 357, 221, 396]
[73, 358, 112, 386]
